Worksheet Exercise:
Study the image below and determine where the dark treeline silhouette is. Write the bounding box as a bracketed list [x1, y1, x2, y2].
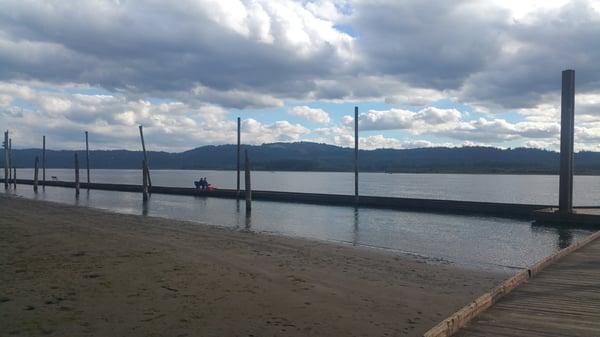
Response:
[3, 141, 600, 174]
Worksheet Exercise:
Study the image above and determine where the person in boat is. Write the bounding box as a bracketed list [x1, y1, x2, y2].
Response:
[202, 177, 208, 189]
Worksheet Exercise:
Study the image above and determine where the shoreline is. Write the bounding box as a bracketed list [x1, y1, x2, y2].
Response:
[1, 195, 506, 336]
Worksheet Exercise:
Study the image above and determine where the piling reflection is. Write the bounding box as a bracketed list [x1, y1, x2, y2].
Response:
[352, 207, 360, 246]
[244, 211, 252, 231]
[557, 228, 574, 249]
[142, 198, 149, 216]
[531, 221, 575, 249]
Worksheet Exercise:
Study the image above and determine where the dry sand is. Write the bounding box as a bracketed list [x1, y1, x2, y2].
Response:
[0, 195, 505, 337]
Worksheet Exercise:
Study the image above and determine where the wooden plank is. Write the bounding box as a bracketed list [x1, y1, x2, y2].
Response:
[354, 106, 359, 203]
[245, 149, 251, 212]
[453, 230, 600, 337]
[237, 117, 241, 196]
[3, 131, 8, 189]
[138, 125, 152, 188]
[42, 135, 46, 186]
[85, 131, 90, 184]
[8, 138, 11, 182]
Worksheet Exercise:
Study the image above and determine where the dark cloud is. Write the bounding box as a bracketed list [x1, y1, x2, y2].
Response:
[459, 0, 600, 108]
[2, 0, 600, 111]
[351, 0, 507, 90]
[0, 0, 353, 108]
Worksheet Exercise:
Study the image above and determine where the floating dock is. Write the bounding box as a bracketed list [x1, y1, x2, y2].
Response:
[2, 178, 549, 218]
[5, 179, 600, 224]
[533, 207, 600, 225]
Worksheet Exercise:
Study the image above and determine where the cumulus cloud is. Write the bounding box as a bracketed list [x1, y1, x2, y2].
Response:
[3, 0, 600, 110]
[0, 0, 354, 107]
[347, 107, 462, 131]
[0, 81, 310, 150]
[288, 105, 331, 124]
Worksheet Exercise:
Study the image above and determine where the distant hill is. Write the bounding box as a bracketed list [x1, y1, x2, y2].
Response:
[3, 141, 600, 174]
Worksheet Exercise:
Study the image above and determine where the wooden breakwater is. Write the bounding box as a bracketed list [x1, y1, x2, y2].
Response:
[2, 178, 549, 218]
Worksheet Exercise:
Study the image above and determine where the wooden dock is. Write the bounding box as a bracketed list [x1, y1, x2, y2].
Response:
[439, 230, 600, 337]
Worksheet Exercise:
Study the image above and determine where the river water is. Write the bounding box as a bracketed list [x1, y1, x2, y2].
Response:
[4, 169, 597, 272]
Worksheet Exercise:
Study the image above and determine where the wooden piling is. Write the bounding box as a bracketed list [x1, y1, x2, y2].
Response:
[237, 117, 241, 196]
[142, 160, 149, 201]
[3, 131, 8, 189]
[12, 167, 16, 188]
[74, 153, 80, 196]
[42, 135, 46, 186]
[245, 149, 251, 212]
[85, 131, 90, 184]
[559, 69, 575, 213]
[33, 156, 39, 192]
[139, 125, 152, 188]
[8, 138, 12, 182]
[354, 106, 359, 203]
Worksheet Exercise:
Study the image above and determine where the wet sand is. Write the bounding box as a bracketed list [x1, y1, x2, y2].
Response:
[0, 195, 505, 336]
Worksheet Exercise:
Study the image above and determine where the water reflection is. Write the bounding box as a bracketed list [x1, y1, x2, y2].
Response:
[352, 207, 359, 246]
[142, 198, 149, 216]
[3, 185, 595, 272]
[244, 211, 252, 231]
[557, 228, 574, 249]
[531, 221, 576, 249]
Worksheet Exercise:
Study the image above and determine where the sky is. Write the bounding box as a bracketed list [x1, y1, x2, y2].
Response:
[1, 0, 600, 152]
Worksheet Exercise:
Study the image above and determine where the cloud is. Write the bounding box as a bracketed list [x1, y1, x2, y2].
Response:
[2, 0, 600, 151]
[2, 0, 600, 111]
[0, 81, 309, 150]
[358, 135, 451, 150]
[288, 105, 331, 124]
[0, 0, 354, 108]
[348, 107, 462, 131]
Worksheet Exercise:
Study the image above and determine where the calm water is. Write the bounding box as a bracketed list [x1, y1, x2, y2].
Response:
[4, 182, 593, 273]
[15, 168, 600, 205]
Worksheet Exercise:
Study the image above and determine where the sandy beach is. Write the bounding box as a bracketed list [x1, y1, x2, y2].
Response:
[0, 195, 505, 336]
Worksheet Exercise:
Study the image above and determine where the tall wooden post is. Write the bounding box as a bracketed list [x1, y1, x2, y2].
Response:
[354, 106, 359, 203]
[42, 136, 46, 186]
[142, 160, 149, 202]
[8, 138, 11, 181]
[12, 167, 16, 188]
[85, 131, 90, 184]
[245, 149, 252, 212]
[139, 125, 152, 187]
[559, 70, 575, 213]
[237, 117, 241, 195]
[74, 153, 80, 196]
[3, 131, 8, 189]
[33, 156, 39, 192]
